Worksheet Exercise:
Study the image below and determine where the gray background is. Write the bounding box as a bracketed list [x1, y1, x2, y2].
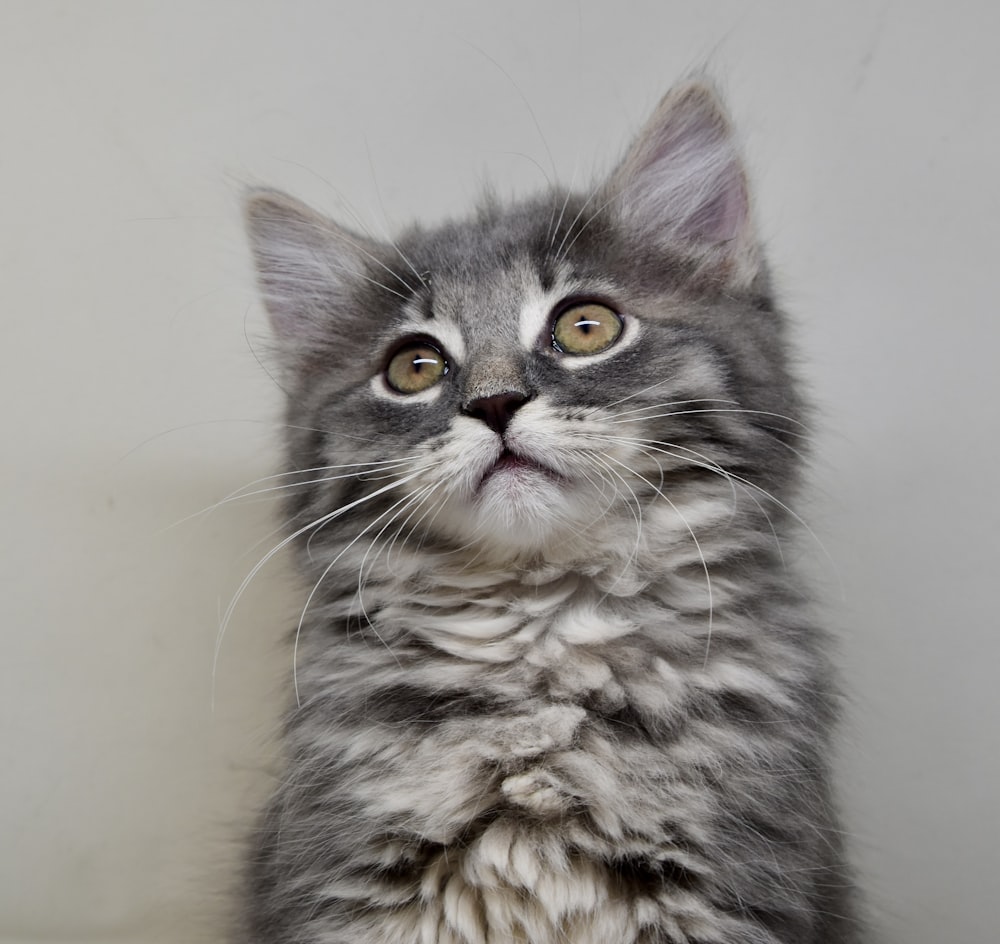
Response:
[2, 2, 996, 941]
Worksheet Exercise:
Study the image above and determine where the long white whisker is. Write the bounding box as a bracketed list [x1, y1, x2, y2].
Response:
[553, 185, 602, 261]
[599, 434, 813, 573]
[602, 434, 784, 566]
[354, 481, 444, 633]
[556, 184, 624, 263]
[323, 258, 412, 301]
[223, 460, 417, 505]
[462, 39, 558, 188]
[610, 397, 740, 418]
[212, 467, 425, 709]
[362, 137, 428, 291]
[600, 452, 715, 666]
[642, 437, 830, 573]
[303, 456, 447, 558]
[574, 457, 620, 515]
[586, 453, 645, 594]
[168, 458, 420, 536]
[547, 186, 574, 251]
[291, 482, 441, 704]
[267, 156, 421, 294]
[610, 406, 809, 430]
[384, 482, 453, 572]
[598, 378, 691, 412]
[590, 433, 737, 506]
[278, 423, 406, 446]
[358, 481, 442, 599]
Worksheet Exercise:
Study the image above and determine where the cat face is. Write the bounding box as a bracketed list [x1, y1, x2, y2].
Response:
[246, 84, 804, 563]
[355, 258, 650, 551]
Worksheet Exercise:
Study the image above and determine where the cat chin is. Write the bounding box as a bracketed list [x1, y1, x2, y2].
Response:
[438, 469, 582, 553]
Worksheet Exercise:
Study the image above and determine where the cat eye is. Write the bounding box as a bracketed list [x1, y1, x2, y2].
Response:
[551, 302, 623, 356]
[385, 340, 449, 394]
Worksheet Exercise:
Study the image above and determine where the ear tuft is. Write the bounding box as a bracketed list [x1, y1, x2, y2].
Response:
[604, 81, 760, 286]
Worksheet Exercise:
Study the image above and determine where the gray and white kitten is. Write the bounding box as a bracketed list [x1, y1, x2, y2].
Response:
[239, 83, 861, 943]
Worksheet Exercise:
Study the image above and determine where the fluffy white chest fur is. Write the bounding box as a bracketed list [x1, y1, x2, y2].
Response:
[386, 825, 716, 944]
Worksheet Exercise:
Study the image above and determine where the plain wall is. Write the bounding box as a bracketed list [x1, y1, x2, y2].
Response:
[2, 2, 997, 941]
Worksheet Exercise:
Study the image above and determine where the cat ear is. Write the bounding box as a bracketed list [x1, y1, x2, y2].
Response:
[604, 82, 760, 288]
[244, 189, 378, 363]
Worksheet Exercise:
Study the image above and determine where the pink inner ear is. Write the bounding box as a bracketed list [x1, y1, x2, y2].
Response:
[613, 84, 751, 250]
[677, 165, 748, 245]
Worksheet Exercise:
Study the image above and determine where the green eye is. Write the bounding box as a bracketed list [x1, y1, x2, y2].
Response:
[385, 341, 448, 394]
[552, 302, 623, 356]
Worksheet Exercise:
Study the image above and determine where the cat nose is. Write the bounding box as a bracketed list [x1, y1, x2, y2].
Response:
[464, 391, 529, 436]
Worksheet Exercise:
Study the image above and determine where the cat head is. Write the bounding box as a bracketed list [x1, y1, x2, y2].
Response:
[245, 83, 804, 567]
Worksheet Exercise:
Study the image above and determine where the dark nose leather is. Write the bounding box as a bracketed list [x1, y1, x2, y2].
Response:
[464, 391, 528, 435]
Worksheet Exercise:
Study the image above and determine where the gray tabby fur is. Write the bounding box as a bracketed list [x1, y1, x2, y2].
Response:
[239, 83, 861, 943]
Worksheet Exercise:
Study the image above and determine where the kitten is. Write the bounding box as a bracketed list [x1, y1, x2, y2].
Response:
[239, 82, 861, 943]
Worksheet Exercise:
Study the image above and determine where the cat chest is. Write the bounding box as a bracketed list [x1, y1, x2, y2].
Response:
[368, 819, 712, 944]
[375, 578, 646, 670]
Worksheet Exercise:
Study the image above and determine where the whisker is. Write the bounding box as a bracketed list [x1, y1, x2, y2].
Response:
[601, 433, 829, 575]
[555, 184, 623, 263]
[354, 481, 445, 634]
[212, 467, 425, 709]
[165, 459, 418, 534]
[225, 459, 416, 503]
[546, 160, 586, 252]
[610, 407, 809, 430]
[589, 433, 737, 504]
[268, 156, 421, 294]
[362, 137, 428, 291]
[462, 38, 559, 189]
[278, 423, 402, 446]
[359, 480, 442, 593]
[316, 253, 412, 301]
[600, 452, 715, 666]
[292, 483, 442, 703]
[553, 184, 602, 261]
[661, 441, 826, 571]
[598, 377, 691, 412]
[599, 434, 785, 566]
[586, 453, 644, 592]
[547, 185, 574, 251]
[303, 457, 446, 557]
[384, 482, 453, 572]
[609, 397, 740, 418]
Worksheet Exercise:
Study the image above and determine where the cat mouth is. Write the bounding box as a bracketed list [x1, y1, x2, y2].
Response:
[477, 448, 563, 490]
